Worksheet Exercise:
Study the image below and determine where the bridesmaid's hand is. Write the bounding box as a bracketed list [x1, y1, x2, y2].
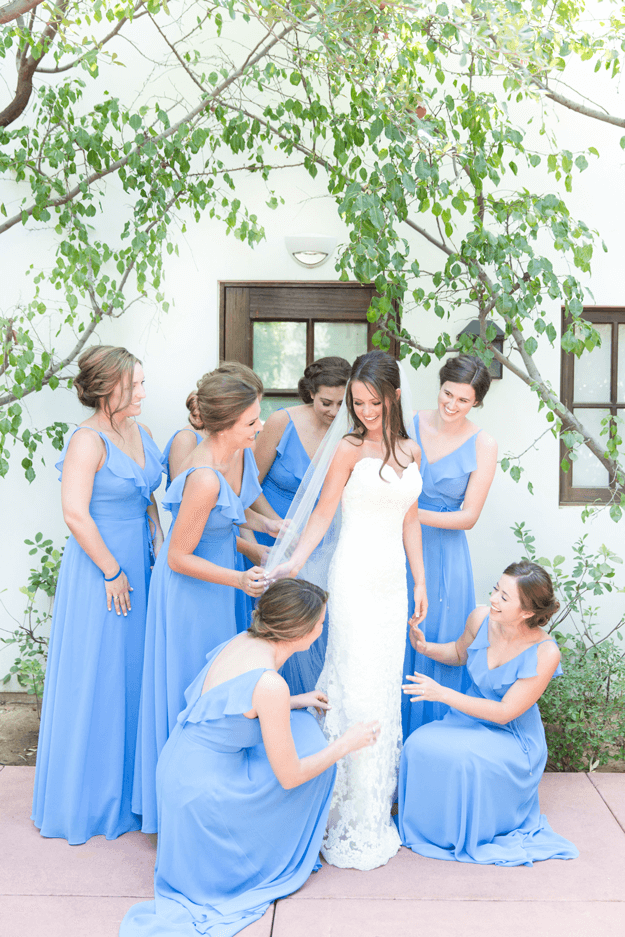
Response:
[402, 671, 444, 703]
[239, 565, 268, 597]
[411, 583, 428, 627]
[409, 624, 428, 655]
[264, 560, 298, 583]
[245, 542, 271, 567]
[105, 570, 132, 617]
[261, 517, 285, 538]
[291, 690, 331, 715]
[340, 720, 381, 754]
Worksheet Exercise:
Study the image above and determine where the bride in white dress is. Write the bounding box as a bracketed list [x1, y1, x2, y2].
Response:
[272, 351, 428, 870]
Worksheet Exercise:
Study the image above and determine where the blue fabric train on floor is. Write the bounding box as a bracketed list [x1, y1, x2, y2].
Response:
[121, 640, 335, 937]
[398, 614, 579, 866]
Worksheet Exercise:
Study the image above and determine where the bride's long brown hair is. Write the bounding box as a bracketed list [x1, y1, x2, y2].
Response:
[345, 351, 410, 479]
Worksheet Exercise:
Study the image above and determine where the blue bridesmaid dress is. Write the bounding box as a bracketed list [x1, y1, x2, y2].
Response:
[398, 615, 579, 866]
[402, 413, 478, 738]
[161, 429, 259, 635]
[160, 427, 202, 488]
[255, 412, 310, 548]
[32, 425, 163, 844]
[256, 413, 328, 694]
[132, 448, 261, 833]
[120, 641, 336, 937]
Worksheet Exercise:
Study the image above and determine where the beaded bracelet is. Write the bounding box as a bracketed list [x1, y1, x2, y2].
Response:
[104, 567, 123, 582]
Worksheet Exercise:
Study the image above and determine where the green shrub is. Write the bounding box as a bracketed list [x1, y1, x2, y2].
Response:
[512, 522, 625, 771]
[0, 533, 64, 716]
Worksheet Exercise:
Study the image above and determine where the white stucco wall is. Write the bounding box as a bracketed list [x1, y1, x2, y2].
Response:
[2, 14, 625, 687]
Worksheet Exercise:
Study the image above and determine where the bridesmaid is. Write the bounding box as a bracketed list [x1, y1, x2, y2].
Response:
[253, 356, 351, 693]
[253, 356, 351, 546]
[32, 346, 163, 844]
[403, 354, 498, 737]
[121, 579, 379, 937]
[161, 362, 266, 633]
[133, 371, 280, 833]
[398, 561, 579, 866]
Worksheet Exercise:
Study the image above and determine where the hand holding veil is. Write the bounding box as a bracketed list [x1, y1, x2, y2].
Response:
[264, 361, 418, 590]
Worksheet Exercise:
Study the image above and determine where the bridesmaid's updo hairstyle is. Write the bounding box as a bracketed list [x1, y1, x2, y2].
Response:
[249, 579, 328, 642]
[74, 345, 140, 422]
[186, 372, 258, 434]
[298, 357, 351, 404]
[186, 362, 263, 430]
[504, 561, 560, 629]
[439, 354, 491, 406]
[345, 350, 409, 479]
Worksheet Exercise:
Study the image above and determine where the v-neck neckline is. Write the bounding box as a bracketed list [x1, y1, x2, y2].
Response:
[415, 414, 479, 467]
[91, 424, 147, 471]
[484, 618, 551, 672]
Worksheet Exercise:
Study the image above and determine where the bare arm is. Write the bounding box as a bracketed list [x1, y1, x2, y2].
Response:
[147, 493, 164, 558]
[418, 433, 498, 530]
[168, 428, 200, 481]
[285, 441, 356, 576]
[61, 428, 133, 615]
[61, 429, 119, 575]
[241, 506, 283, 538]
[167, 469, 266, 596]
[404, 641, 561, 725]
[410, 606, 488, 665]
[253, 672, 378, 789]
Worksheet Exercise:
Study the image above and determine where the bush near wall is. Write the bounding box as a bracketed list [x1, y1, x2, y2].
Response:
[514, 523, 625, 772]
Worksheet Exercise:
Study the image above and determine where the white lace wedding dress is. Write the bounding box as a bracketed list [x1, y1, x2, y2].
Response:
[316, 456, 423, 870]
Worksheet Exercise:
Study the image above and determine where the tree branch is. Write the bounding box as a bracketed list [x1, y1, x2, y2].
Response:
[0, 0, 42, 25]
[36, 2, 145, 74]
[0, 16, 302, 233]
[0, 0, 70, 127]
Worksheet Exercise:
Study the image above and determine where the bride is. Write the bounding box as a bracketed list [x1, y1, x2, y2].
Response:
[270, 351, 427, 870]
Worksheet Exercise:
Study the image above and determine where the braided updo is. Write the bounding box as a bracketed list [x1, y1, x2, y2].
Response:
[249, 579, 328, 642]
[298, 356, 351, 404]
[504, 560, 560, 629]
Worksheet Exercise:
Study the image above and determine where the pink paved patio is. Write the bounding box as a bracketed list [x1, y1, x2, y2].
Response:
[1, 766, 624, 937]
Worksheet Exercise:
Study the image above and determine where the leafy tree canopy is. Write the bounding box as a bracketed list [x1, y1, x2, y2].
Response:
[0, 0, 623, 517]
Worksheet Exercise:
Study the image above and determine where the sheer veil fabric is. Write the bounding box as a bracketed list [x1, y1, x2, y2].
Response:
[264, 360, 417, 587]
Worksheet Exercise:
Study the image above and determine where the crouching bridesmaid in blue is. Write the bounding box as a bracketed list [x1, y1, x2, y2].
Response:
[398, 560, 578, 866]
[32, 346, 163, 844]
[120, 579, 379, 937]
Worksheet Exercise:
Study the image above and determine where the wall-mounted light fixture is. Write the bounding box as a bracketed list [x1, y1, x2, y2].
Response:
[457, 319, 505, 379]
[284, 234, 337, 268]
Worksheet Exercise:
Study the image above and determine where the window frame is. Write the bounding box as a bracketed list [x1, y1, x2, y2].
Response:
[219, 281, 399, 401]
[560, 306, 625, 505]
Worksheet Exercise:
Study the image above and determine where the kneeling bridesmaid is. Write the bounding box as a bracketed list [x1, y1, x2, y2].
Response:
[398, 560, 578, 866]
[120, 579, 379, 937]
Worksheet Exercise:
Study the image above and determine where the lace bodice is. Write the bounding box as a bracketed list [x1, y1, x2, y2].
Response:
[317, 455, 422, 870]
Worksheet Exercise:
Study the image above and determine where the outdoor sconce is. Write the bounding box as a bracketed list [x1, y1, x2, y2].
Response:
[457, 320, 505, 379]
[284, 234, 337, 268]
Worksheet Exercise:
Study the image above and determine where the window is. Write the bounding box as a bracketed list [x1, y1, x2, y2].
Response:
[560, 307, 625, 505]
[220, 281, 398, 419]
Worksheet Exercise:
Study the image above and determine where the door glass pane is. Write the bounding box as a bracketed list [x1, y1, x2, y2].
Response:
[618, 324, 625, 402]
[314, 322, 367, 364]
[573, 323, 611, 403]
[260, 395, 299, 423]
[253, 322, 306, 389]
[571, 408, 611, 487]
